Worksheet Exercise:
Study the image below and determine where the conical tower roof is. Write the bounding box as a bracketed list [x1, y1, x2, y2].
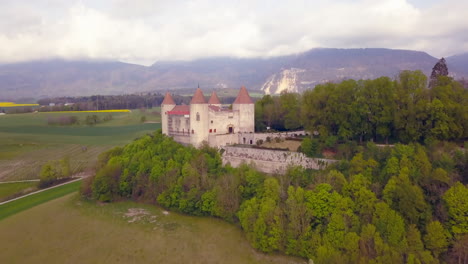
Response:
[161, 92, 175, 105]
[233, 86, 253, 104]
[190, 88, 206, 104]
[208, 91, 221, 105]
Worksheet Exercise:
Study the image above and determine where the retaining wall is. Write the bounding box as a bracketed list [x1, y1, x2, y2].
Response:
[221, 146, 336, 174]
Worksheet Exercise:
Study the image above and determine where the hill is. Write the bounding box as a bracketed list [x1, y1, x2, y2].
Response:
[1, 48, 467, 99]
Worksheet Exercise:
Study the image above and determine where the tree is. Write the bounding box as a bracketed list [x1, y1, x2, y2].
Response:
[372, 202, 407, 250]
[279, 92, 302, 130]
[443, 182, 468, 234]
[60, 156, 71, 178]
[424, 221, 450, 258]
[39, 161, 58, 188]
[383, 168, 430, 228]
[429, 58, 449, 89]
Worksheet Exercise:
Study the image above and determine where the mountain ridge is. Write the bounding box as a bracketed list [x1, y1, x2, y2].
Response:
[0, 48, 467, 99]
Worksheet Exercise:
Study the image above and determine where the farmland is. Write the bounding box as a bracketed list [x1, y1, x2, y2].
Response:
[0, 180, 82, 220]
[0, 109, 160, 186]
[0, 181, 37, 202]
[0, 193, 305, 264]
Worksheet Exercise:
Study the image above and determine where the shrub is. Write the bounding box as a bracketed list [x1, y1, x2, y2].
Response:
[38, 162, 58, 188]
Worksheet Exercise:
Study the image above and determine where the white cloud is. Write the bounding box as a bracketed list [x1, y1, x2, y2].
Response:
[0, 0, 466, 65]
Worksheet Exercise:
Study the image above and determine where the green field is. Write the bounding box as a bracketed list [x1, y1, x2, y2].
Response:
[0, 110, 161, 182]
[0, 193, 305, 264]
[0, 180, 82, 220]
[0, 181, 38, 202]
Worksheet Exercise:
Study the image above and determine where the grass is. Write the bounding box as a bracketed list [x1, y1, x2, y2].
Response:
[0, 181, 37, 202]
[0, 180, 81, 221]
[261, 139, 302, 152]
[0, 193, 306, 264]
[0, 110, 161, 181]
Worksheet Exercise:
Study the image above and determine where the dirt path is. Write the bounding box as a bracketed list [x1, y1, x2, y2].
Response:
[0, 172, 93, 205]
[0, 179, 40, 184]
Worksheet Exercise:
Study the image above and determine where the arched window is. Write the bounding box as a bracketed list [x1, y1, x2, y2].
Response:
[196, 112, 200, 121]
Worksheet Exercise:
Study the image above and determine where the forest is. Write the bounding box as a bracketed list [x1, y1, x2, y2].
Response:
[255, 70, 468, 145]
[82, 130, 468, 263]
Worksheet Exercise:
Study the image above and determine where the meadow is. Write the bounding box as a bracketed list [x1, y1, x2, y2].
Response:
[0, 109, 160, 187]
[0, 181, 37, 202]
[0, 193, 305, 264]
[0, 180, 82, 220]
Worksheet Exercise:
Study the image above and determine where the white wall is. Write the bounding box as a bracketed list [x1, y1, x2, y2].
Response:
[190, 104, 209, 147]
[233, 103, 254, 133]
[161, 104, 175, 135]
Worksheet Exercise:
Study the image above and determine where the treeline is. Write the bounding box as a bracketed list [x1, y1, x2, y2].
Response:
[82, 131, 468, 263]
[37, 94, 192, 111]
[256, 71, 468, 144]
[46, 114, 113, 126]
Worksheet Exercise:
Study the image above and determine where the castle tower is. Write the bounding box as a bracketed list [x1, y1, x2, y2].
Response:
[161, 92, 176, 135]
[208, 91, 221, 107]
[189, 88, 209, 147]
[233, 86, 254, 133]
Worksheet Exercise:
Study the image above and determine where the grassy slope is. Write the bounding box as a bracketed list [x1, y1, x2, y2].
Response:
[0, 194, 305, 264]
[0, 110, 161, 181]
[0, 180, 82, 220]
[0, 182, 37, 201]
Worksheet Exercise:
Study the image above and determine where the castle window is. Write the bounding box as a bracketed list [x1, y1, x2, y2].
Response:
[211, 120, 213, 124]
[192, 129, 194, 134]
[209, 129, 212, 133]
[214, 129, 216, 133]
[196, 112, 200, 121]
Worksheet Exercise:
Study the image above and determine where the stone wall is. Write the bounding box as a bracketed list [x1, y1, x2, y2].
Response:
[253, 130, 307, 143]
[221, 146, 336, 174]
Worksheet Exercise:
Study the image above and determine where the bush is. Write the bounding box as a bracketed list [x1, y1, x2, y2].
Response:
[38, 162, 58, 188]
[256, 139, 264, 146]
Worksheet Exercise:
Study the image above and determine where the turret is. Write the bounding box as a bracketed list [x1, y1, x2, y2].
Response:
[189, 88, 209, 147]
[161, 92, 176, 135]
[208, 91, 222, 107]
[232, 86, 254, 133]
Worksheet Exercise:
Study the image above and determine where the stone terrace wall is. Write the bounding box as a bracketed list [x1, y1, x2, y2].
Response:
[221, 146, 336, 174]
[253, 130, 307, 142]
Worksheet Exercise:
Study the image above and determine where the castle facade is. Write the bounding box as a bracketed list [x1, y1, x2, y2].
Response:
[161, 86, 255, 147]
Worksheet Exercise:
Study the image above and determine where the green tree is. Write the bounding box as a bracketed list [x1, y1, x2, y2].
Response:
[424, 221, 450, 258]
[372, 202, 407, 250]
[443, 182, 468, 234]
[60, 156, 71, 178]
[279, 92, 302, 130]
[39, 161, 58, 188]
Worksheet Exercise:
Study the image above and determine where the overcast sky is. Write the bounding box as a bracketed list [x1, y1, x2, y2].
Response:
[0, 0, 467, 66]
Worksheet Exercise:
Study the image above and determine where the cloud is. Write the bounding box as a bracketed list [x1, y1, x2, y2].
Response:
[0, 0, 467, 65]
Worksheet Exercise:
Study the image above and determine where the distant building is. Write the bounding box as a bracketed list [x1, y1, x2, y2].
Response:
[161, 86, 255, 147]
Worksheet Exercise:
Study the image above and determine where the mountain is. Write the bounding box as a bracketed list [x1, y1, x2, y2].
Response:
[447, 53, 468, 77]
[1, 48, 467, 99]
[0, 59, 149, 99]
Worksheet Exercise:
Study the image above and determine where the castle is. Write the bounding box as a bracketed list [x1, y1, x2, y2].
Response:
[161, 86, 255, 147]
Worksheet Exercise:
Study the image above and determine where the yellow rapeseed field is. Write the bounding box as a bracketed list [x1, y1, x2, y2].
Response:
[44, 109, 131, 113]
[0, 102, 39, 107]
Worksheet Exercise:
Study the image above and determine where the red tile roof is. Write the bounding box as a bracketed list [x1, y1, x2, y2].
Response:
[168, 105, 190, 115]
[161, 92, 175, 105]
[190, 88, 206, 104]
[208, 91, 221, 105]
[233, 86, 253, 104]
